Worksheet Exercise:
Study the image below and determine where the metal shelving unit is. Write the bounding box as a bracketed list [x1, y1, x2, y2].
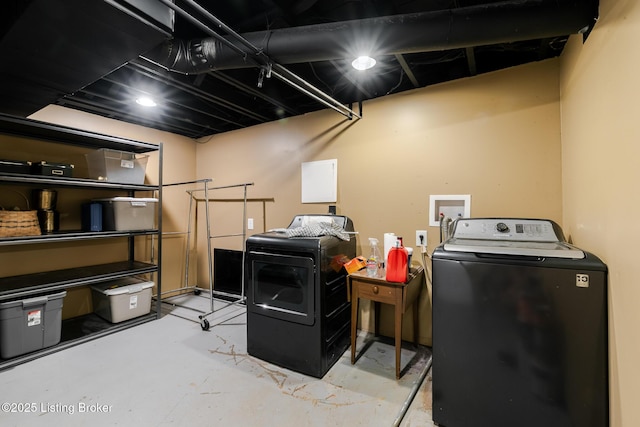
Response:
[0, 112, 162, 369]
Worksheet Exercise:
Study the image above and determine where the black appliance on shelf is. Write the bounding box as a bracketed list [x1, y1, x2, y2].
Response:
[245, 214, 356, 378]
[432, 218, 608, 427]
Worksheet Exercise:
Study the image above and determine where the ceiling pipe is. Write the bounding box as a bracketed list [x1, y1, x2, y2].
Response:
[143, 0, 597, 75]
[153, 0, 361, 120]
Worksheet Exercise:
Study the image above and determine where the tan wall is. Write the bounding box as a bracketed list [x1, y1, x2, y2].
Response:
[1, 105, 197, 318]
[560, 0, 640, 425]
[195, 59, 564, 345]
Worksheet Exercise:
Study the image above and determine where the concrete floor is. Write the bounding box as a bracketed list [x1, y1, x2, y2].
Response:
[0, 294, 434, 426]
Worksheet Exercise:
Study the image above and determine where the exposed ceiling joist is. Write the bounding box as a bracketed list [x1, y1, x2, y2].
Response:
[0, 0, 599, 138]
[395, 54, 420, 88]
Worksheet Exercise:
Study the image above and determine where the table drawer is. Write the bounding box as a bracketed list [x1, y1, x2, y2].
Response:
[357, 283, 396, 303]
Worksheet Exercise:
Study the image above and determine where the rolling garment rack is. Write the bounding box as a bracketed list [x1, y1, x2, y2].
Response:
[196, 182, 256, 330]
[157, 180, 257, 330]
[153, 178, 212, 299]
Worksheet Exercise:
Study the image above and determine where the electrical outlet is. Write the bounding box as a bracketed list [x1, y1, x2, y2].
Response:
[416, 230, 427, 247]
[247, 218, 254, 230]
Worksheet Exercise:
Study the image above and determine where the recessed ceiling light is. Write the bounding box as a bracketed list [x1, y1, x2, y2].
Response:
[135, 96, 157, 107]
[352, 56, 376, 71]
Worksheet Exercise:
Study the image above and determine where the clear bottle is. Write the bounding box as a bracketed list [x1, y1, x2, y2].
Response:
[366, 238, 380, 277]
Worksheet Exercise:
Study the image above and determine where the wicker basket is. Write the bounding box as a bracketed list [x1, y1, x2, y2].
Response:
[0, 190, 42, 237]
[0, 209, 41, 237]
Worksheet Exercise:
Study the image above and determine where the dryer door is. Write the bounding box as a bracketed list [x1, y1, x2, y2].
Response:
[247, 251, 315, 325]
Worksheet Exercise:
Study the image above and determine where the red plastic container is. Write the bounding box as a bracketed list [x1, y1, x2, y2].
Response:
[386, 239, 408, 283]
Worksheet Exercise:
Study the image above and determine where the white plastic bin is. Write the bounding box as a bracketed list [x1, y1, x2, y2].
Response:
[86, 148, 149, 184]
[91, 277, 154, 323]
[94, 197, 157, 231]
[0, 291, 66, 359]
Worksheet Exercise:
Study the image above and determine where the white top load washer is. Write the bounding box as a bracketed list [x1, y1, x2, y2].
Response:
[432, 218, 608, 427]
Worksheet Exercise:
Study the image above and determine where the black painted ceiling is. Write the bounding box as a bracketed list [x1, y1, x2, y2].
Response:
[0, 0, 598, 139]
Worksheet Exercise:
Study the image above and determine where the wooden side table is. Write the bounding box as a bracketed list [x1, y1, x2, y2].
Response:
[348, 265, 424, 379]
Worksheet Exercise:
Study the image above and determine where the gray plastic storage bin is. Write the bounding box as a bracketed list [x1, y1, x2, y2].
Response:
[93, 197, 157, 231]
[0, 290, 66, 359]
[85, 148, 149, 184]
[91, 277, 154, 323]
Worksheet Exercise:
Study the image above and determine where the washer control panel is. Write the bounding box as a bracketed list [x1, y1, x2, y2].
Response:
[451, 218, 562, 242]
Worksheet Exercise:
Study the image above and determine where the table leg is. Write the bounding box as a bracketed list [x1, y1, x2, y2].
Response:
[395, 296, 402, 379]
[351, 285, 358, 365]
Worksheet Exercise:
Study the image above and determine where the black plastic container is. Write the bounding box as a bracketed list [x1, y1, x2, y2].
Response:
[31, 161, 74, 177]
[0, 159, 31, 174]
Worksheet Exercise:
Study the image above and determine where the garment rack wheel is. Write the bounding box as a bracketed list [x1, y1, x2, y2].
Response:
[199, 315, 210, 331]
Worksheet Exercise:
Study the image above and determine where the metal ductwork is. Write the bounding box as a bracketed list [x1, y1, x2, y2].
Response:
[143, 0, 598, 75]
